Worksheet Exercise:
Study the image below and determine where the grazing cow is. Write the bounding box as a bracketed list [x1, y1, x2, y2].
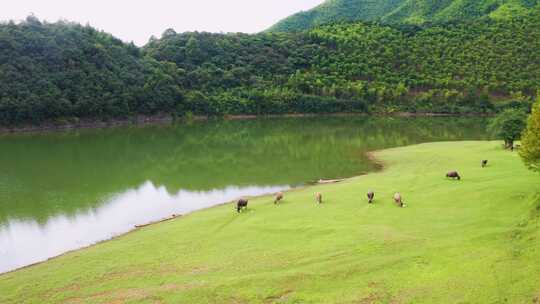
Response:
[237, 198, 248, 213]
[446, 171, 461, 180]
[274, 192, 284, 205]
[481, 160, 488, 168]
[316, 192, 323, 204]
[393, 193, 404, 207]
[367, 191, 375, 204]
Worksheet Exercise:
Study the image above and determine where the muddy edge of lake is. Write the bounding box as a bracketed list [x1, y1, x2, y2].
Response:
[0, 112, 493, 134]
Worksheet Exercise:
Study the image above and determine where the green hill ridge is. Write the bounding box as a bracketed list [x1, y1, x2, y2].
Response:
[269, 0, 540, 32]
[269, 0, 406, 32]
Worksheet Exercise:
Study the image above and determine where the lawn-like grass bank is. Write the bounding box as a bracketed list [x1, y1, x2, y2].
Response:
[1, 141, 539, 303]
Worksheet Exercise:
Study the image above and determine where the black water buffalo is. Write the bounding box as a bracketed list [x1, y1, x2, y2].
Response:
[481, 160, 488, 168]
[316, 192, 323, 204]
[393, 192, 404, 207]
[237, 198, 249, 213]
[446, 171, 461, 180]
[274, 192, 283, 205]
[367, 191, 375, 204]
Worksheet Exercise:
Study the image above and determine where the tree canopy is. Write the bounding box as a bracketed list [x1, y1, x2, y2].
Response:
[0, 17, 183, 125]
[520, 93, 540, 171]
[488, 108, 528, 148]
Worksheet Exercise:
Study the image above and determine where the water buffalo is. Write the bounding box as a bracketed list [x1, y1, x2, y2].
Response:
[316, 192, 323, 204]
[237, 198, 248, 213]
[393, 193, 404, 207]
[446, 171, 461, 180]
[481, 160, 488, 168]
[367, 191, 375, 204]
[274, 192, 284, 205]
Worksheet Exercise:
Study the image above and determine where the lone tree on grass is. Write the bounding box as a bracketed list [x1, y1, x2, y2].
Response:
[488, 108, 527, 149]
[520, 94, 540, 171]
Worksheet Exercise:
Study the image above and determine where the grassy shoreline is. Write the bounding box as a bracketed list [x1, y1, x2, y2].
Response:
[1, 141, 539, 303]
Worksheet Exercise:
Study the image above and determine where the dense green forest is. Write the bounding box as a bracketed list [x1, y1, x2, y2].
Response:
[140, 7, 539, 115]
[270, 0, 539, 32]
[1, 8, 539, 125]
[0, 16, 183, 124]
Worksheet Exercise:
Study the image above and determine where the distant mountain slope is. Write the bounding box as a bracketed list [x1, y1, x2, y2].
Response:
[269, 0, 539, 32]
[383, 0, 539, 24]
[269, 0, 406, 32]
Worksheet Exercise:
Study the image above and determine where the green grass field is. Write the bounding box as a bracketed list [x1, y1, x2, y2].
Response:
[1, 141, 539, 303]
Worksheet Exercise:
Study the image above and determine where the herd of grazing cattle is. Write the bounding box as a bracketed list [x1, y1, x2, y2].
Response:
[235, 159, 490, 213]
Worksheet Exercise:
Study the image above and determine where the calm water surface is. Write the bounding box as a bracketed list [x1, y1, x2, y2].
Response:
[0, 116, 489, 273]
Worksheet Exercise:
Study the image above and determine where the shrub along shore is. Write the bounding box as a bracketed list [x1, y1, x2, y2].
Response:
[1, 141, 539, 303]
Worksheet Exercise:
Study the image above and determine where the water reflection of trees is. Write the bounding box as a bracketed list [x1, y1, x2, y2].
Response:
[0, 117, 489, 223]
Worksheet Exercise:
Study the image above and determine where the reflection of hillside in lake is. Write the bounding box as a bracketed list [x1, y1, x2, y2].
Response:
[0, 116, 490, 273]
[0, 182, 288, 273]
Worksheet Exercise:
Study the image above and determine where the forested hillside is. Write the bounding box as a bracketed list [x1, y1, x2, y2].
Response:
[269, 0, 539, 32]
[1, 9, 539, 126]
[145, 9, 539, 114]
[269, 0, 406, 32]
[0, 16, 183, 125]
[384, 0, 539, 24]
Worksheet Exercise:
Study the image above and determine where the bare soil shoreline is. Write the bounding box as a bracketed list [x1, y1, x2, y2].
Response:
[0, 112, 492, 134]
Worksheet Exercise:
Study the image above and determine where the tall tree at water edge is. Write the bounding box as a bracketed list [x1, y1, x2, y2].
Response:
[520, 91, 540, 171]
[488, 109, 528, 148]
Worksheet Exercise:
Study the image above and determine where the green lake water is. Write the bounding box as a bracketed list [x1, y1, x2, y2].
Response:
[0, 116, 490, 273]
